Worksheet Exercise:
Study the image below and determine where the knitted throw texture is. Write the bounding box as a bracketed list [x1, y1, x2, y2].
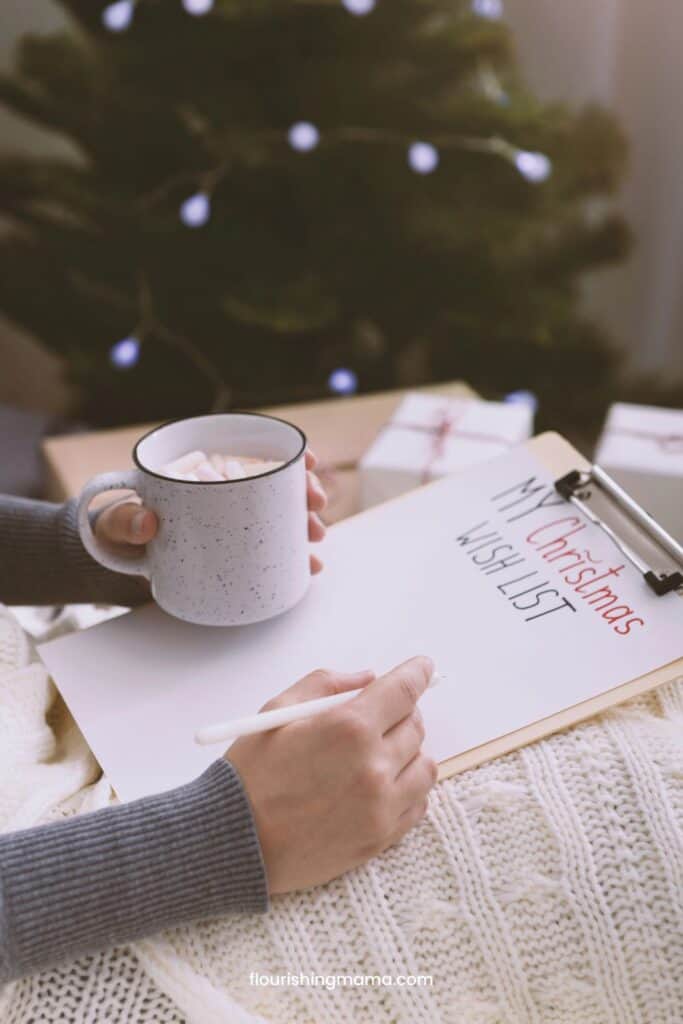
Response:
[0, 602, 682, 1024]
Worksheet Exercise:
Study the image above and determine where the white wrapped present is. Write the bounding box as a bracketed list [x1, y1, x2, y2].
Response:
[359, 392, 534, 509]
[595, 402, 683, 541]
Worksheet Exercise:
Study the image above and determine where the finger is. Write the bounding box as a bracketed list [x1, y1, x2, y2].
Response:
[308, 511, 326, 542]
[310, 553, 324, 575]
[392, 799, 430, 842]
[355, 656, 434, 733]
[95, 501, 158, 546]
[395, 753, 438, 812]
[377, 799, 429, 856]
[261, 667, 376, 711]
[383, 709, 426, 775]
[305, 448, 318, 470]
[307, 471, 327, 512]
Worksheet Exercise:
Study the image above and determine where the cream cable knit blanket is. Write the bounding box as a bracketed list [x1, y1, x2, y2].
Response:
[0, 602, 682, 1024]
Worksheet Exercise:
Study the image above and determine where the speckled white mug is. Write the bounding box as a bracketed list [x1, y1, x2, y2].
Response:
[76, 412, 311, 626]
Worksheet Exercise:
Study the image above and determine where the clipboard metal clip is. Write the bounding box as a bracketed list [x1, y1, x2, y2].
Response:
[555, 465, 683, 596]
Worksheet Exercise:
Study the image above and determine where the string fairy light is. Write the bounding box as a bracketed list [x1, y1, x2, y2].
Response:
[179, 190, 211, 227]
[471, 0, 504, 20]
[407, 141, 439, 174]
[328, 368, 359, 395]
[137, 126, 551, 245]
[504, 389, 538, 414]
[102, 0, 135, 32]
[514, 150, 552, 183]
[448, 134, 552, 181]
[182, 0, 214, 13]
[342, 0, 376, 14]
[110, 334, 141, 369]
[288, 121, 320, 152]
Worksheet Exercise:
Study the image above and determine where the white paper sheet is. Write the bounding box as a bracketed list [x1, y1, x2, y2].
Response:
[39, 446, 683, 802]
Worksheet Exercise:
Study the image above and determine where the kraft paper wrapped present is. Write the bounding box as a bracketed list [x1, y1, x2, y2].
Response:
[595, 402, 683, 541]
[359, 392, 534, 509]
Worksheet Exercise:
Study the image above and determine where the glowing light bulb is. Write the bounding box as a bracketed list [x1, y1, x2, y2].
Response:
[472, 0, 503, 19]
[102, 0, 134, 32]
[407, 141, 439, 175]
[180, 191, 211, 227]
[342, 0, 376, 14]
[504, 389, 538, 415]
[182, 0, 214, 13]
[515, 150, 552, 183]
[110, 335, 141, 369]
[328, 367, 358, 395]
[288, 122, 320, 152]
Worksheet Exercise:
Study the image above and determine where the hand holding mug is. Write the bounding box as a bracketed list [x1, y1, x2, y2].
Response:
[77, 413, 325, 625]
[94, 447, 327, 576]
[228, 656, 437, 894]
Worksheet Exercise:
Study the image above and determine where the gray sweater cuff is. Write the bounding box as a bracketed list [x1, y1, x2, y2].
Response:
[0, 759, 268, 982]
[0, 494, 150, 607]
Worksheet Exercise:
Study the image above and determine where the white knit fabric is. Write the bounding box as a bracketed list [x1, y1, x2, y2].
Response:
[0, 602, 682, 1024]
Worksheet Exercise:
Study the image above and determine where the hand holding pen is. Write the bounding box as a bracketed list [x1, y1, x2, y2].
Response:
[224, 657, 439, 895]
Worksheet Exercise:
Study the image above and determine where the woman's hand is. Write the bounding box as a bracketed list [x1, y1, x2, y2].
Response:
[227, 656, 437, 895]
[94, 447, 327, 574]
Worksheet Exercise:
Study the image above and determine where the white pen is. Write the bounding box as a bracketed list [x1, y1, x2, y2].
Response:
[194, 670, 444, 746]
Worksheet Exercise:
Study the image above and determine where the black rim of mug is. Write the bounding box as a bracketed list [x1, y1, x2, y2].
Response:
[132, 410, 308, 485]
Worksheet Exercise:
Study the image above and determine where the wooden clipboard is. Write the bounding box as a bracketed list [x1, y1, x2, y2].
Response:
[436, 431, 683, 781]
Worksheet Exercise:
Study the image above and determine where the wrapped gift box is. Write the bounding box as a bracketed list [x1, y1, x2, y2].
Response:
[594, 402, 683, 541]
[359, 392, 534, 509]
[42, 380, 477, 523]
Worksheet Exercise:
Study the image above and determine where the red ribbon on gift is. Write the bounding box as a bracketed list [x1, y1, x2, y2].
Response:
[608, 427, 683, 455]
[384, 404, 514, 483]
[316, 403, 516, 513]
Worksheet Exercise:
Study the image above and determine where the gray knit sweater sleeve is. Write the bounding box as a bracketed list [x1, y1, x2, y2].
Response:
[0, 494, 151, 607]
[0, 494, 270, 982]
[0, 760, 268, 983]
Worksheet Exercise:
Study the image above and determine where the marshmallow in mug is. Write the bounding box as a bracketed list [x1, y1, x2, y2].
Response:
[161, 450, 285, 482]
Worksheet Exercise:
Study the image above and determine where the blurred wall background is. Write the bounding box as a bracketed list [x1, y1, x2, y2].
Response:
[507, 0, 683, 377]
[1, 0, 681, 407]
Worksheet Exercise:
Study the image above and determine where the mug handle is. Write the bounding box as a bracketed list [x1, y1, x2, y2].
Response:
[76, 469, 151, 579]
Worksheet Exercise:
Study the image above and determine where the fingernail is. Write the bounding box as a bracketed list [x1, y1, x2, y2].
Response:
[132, 510, 147, 537]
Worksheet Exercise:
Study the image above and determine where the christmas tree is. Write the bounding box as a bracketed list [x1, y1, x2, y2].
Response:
[0, 0, 630, 433]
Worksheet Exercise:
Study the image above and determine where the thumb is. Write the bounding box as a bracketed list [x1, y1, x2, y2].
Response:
[95, 500, 158, 547]
[262, 668, 376, 711]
